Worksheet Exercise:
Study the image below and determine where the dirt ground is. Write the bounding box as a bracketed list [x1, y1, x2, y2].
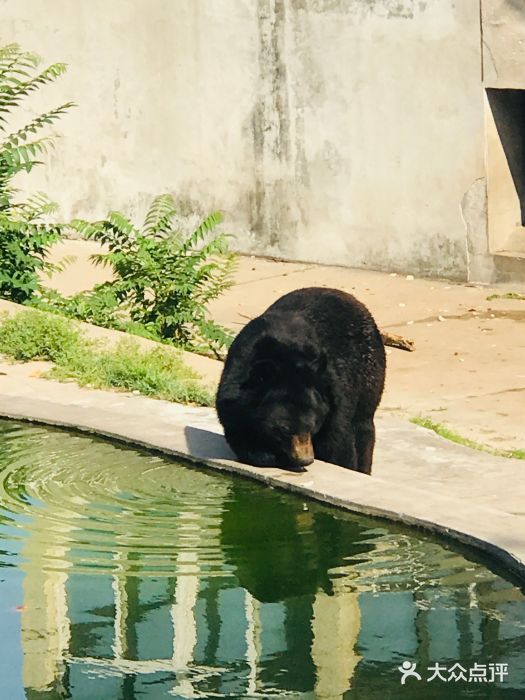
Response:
[44, 241, 525, 454]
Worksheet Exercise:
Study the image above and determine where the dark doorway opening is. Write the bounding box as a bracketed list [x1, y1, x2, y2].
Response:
[486, 88, 525, 226]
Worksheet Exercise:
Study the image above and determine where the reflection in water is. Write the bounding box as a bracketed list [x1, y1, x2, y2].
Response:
[0, 420, 523, 699]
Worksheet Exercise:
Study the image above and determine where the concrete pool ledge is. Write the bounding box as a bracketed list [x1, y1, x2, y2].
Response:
[0, 367, 524, 582]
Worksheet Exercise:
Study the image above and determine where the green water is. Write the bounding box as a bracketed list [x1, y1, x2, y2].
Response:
[0, 420, 524, 699]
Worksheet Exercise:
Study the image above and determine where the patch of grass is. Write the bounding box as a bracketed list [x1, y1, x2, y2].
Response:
[0, 310, 213, 406]
[50, 339, 213, 406]
[486, 292, 525, 301]
[0, 311, 81, 362]
[411, 416, 525, 460]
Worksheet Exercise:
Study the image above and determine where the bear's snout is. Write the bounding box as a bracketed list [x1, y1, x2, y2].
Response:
[290, 433, 314, 469]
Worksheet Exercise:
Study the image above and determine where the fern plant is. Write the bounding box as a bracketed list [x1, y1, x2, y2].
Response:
[70, 194, 236, 357]
[0, 43, 74, 302]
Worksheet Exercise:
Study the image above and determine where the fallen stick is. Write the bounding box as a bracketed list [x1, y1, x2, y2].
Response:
[381, 331, 415, 352]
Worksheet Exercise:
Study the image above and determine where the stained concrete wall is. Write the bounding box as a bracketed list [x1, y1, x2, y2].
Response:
[2, 0, 489, 280]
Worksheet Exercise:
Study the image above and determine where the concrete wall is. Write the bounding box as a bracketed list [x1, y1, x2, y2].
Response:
[1, 0, 490, 280]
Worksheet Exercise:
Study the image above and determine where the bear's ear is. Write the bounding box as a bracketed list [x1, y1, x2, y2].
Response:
[247, 359, 278, 387]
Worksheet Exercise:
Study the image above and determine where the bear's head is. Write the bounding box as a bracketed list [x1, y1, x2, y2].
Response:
[220, 315, 330, 471]
[250, 376, 328, 469]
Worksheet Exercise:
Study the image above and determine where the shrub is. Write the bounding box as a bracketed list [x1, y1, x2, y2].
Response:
[31, 286, 128, 330]
[0, 43, 74, 303]
[70, 193, 236, 357]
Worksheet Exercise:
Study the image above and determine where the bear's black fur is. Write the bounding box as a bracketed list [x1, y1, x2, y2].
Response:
[216, 287, 386, 474]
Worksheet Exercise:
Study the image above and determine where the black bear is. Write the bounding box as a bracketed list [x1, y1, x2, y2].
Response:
[216, 287, 386, 474]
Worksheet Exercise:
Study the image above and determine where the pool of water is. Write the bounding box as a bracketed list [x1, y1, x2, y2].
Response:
[0, 419, 524, 699]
